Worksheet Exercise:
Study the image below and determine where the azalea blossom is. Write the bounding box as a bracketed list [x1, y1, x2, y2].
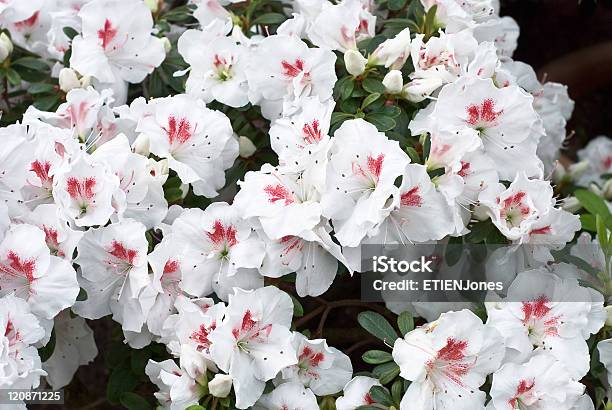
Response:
[336, 376, 382, 410]
[392, 309, 504, 409]
[253, 382, 319, 410]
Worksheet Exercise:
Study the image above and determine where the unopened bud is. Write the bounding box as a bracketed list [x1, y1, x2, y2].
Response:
[402, 77, 443, 102]
[59, 68, 81, 93]
[80, 75, 92, 88]
[344, 49, 367, 77]
[561, 197, 581, 213]
[568, 161, 589, 179]
[602, 179, 612, 200]
[605, 305, 612, 327]
[0, 33, 13, 64]
[209, 374, 232, 398]
[551, 163, 566, 185]
[238, 136, 256, 158]
[589, 183, 602, 196]
[161, 37, 171, 53]
[382, 70, 403, 94]
[132, 134, 150, 156]
[144, 0, 159, 13]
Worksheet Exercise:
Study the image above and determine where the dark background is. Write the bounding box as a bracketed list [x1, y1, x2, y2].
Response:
[500, 0, 612, 157]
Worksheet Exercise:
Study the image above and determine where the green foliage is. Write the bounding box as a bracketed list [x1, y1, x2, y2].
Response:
[357, 311, 399, 344]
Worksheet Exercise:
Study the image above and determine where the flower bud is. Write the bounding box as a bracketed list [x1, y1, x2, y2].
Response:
[180, 183, 189, 199]
[144, 0, 159, 13]
[59, 68, 81, 93]
[161, 37, 171, 53]
[344, 49, 367, 77]
[209, 374, 232, 398]
[605, 305, 612, 327]
[561, 197, 581, 213]
[589, 183, 602, 196]
[80, 75, 92, 88]
[402, 77, 443, 102]
[551, 163, 566, 185]
[132, 134, 150, 156]
[238, 136, 256, 158]
[382, 70, 403, 94]
[0, 33, 13, 64]
[568, 161, 589, 180]
[602, 179, 612, 200]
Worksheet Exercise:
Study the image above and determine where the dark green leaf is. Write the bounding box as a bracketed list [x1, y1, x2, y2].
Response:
[130, 348, 152, 375]
[362, 77, 385, 94]
[28, 83, 56, 94]
[362, 349, 393, 364]
[62, 26, 79, 40]
[38, 329, 56, 362]
[12, 57, 49, 72]
[575, 189, 612, 228]
[369, 385, 394, 405]
[6, 69, 21, 86]
[33, 95, 60, 111]
[120, 393, 151, 410]
[397, 311, 414, 336]
[579, 214, 596, 232]
[358, 311, 398, 343]
[388, 0, 408, 11]
[291, 295, 304, 317]
[373, 361, 401, 384]
[405, 146, 420, 163]
[365, 113, 396, 132]
[251, 13, 287, 25]
[465, 220, 494, 244]
[391, 378, 404, 404]
[331, 112, 354, 125]
[107, 363, 139, 404]
[362, 92, 381, 109]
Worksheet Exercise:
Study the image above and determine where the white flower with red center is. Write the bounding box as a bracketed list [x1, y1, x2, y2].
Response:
[7, 5, 53, 58]
[246, 34, 337, 119]
[91, 134, 168, 229]
[321, 119, 411, 247]
[598, 339, 612, 385]
[21, 204, 83, 260]
[139, 236, 185, 337]
[369, 164, 455, 244]
[371, 28, 413, 70]
[70, 0, 166, 86]
[46, 0, 88, 58]
[208, 286, 298, 409]
[392, 309, 504, 410]
[269, 97, 335, 189]
[253, 382, 318, 410]
[234, 164, 323, 240]
[575, 135, 612, 187]
[72, 220, 150, 332]
[145, 359, 205, 410]
[410, 76, 545, 180]
[0, 294, 46, 390]
[307, 0, 375, 52]
[335, 376, 381, 410]
[277, 332, 352, 395]
[488, 353, 584, 410]
[41, 310, 98, 390]
[171, 202, 265, 300]
[163, 296, 225, 379]
[260, 222, 349, 297]
[0, 224, 79, 320]
[409, 30, 478, 87]
[179, 28, 250, 108]
[19, 126, 73, 209]
[479, 173, 580, 252]
[53, 154, 120, 227]
[136, 94, 238, 198]
[486, 269, 603, 379]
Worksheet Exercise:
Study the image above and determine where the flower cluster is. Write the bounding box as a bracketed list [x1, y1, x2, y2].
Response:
[0, 0, 610, 409]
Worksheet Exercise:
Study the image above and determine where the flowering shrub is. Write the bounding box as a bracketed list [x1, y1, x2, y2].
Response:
[0, 0, 611, 409]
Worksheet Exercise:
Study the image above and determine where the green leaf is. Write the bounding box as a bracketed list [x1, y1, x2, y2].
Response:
[405, 146, 420, 163]
[362, 77, 385, 94]
[291, 295, 304, 317]
[120, 393, 151, 410]
[28, 83, 56, 94]
[575, 189, 612, 229]
[397, 311, 414, 336]
[62, 26, 79, 40]
[465, 220, 494, 244]
[6, 68, 21, 86]
[185, 405, 206, 410]
[339, 77, 355, 100]
[107, 363, 139, 404]
[388, 0, 408, 11]
[391, 378, 404, 404]
[38, 329, 56, 362]
[251, 13, 287, 25]
[33, 95, 60, 111]
[331, 112, 355, 126]
[362, 349, 393, 364]
[12, 57, 49, 72]
[369, 385, 394, 406]
[130, 348, 152, 375]
[362, 92, 381, 109]
[373, 361, 401, 385]
[358, 311, 398, 343]
[366, 113, 396, 131]
[423, 4, 438, 36]
[580, 214, 597, 232]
